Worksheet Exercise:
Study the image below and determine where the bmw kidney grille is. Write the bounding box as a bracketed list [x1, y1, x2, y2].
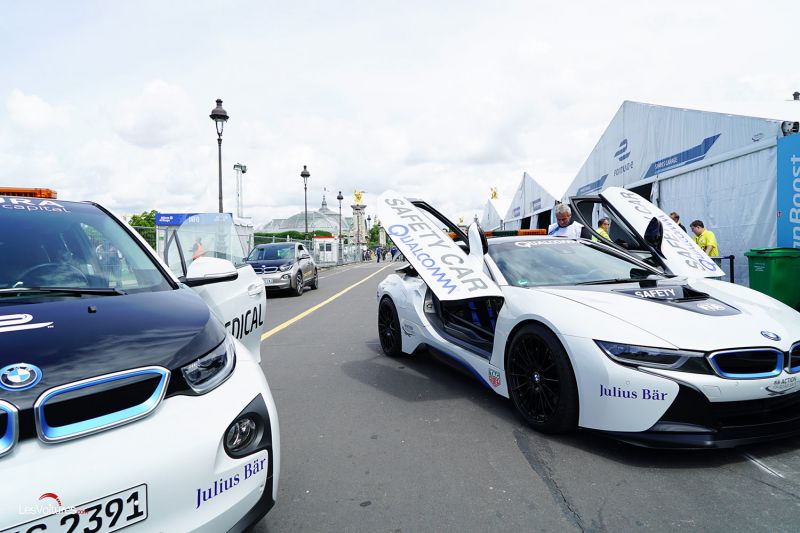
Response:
[0, 400, 18, 457]
[708, 349, 783, 379]
[33, 366, 170, 443]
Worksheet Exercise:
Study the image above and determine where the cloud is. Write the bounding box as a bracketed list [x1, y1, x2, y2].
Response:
[7, 90, 70, 130]
[112, 80, 195, 148]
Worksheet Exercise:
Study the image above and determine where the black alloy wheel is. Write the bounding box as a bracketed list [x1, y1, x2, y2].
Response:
[293, 272, 304, 296]
[310, 269, 319, 290]
[378, 297, 403, 357]
[506, 323, 578, 433]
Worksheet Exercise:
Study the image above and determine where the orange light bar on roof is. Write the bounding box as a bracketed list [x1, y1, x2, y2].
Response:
[0, 187, 58, 199]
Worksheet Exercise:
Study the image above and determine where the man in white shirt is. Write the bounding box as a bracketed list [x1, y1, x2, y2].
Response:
[548, 204, 588, 239]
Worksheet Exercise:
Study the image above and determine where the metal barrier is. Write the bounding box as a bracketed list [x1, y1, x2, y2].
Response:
[712, 255, 735, 283]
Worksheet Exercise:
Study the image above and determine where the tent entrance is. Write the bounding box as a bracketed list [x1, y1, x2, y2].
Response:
[628, 182, 653, 203]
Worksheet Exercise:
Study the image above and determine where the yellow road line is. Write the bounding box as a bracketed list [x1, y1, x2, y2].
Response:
[261, 264, 393, 341]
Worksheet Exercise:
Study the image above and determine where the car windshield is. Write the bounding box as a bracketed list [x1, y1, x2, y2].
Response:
[248, 244, 295, 261]
[0, 198, 171, 296]
[488, 239, 663, 287]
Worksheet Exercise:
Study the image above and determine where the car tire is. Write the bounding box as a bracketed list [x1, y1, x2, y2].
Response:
[293, 272, 304, 297]
[378, 297, 404, 357]
[310, 269, 319, 290]
[506, 323, 578, 434]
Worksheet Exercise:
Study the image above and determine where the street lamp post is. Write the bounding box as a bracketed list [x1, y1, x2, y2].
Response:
[336, 190, 344, 265]
[209, 99, 229, 213]
[300, 165, 310, 240]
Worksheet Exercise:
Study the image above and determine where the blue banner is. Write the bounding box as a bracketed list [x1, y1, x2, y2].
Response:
[156, 212, 232, 226]
[531, 198, 542, 212]
[643, 134, 721, 178]
[777, 134, 800, 248]
[576, 175, 607, 196]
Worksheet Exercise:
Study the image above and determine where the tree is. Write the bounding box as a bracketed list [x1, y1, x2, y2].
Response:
[129, 210, 157, 227]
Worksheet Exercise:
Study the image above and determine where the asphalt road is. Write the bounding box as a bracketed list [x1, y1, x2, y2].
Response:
[253, 261, 800, 533]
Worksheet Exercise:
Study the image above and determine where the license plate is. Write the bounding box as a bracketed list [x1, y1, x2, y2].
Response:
[4, 485, 147, 533]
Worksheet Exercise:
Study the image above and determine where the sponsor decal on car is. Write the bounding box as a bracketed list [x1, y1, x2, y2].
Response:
[0, 197, 69, 212]
[599, 384, 668, 400]
[0, 314, 54, 334]
[195, 458, 266, 509]
[488, 369, 501, 388]
[378, 191, 502, 300]
[766, 376, 797, 396]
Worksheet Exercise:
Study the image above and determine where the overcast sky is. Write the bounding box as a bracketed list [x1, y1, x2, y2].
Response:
[2, 0, 798, 226]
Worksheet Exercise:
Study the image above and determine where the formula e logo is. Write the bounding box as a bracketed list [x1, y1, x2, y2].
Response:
[761, 331, 781, 341]
[0, 314, 54, 334]
[0, 363, 43, 391]
[615, 139, 630, 161]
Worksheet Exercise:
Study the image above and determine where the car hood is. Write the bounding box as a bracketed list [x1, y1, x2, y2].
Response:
[0, 288, 225, 409]
[535, 279, 800, 352]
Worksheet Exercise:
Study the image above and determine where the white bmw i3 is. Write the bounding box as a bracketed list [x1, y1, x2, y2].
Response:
[0, 196, 278, 532]
[376, 188, 800, 448]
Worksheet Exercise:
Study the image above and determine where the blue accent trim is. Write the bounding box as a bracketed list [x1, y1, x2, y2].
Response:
[708, 349, 783, 380]
[0, 402, 16, 456]
[643, 134, 720, 178]
[430, 347, 491, 389]
[0, 363, 43, 392]
[37, 367, 169, 441]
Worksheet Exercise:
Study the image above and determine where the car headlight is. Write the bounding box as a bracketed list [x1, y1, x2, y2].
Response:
[181, 335, 236, 394]
[596, 340, 710, 373]
[279, 262, 293, 272]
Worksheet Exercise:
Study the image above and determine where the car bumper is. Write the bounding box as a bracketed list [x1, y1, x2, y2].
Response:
[258, 273, 292, 290]
[0, 357, 280, 532]
[599, 383, 800, 449]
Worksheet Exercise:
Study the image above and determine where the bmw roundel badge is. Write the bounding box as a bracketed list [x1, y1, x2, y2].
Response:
[0, 363, 43, 391]
[761, 331, 781, 342]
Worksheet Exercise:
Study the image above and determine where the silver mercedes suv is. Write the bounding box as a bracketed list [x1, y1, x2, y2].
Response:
[246, 242, 318, 296]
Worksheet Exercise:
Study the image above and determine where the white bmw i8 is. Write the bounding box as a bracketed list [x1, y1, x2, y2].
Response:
[376, 187, 800, 448]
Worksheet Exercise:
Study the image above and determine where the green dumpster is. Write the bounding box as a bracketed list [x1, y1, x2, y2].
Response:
[744, 248, 800, 310]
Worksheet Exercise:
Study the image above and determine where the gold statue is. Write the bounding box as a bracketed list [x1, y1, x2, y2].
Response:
[458, 215, 464, 225]
[354, 190, 365, 204]
[490, 187, 498, 200]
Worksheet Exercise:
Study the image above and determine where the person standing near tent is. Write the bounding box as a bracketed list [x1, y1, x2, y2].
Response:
[595, 218, 611, 241]
[670, 212, 687, 233]
[548, 204, 590, 239]
[690, 220, 719, 257]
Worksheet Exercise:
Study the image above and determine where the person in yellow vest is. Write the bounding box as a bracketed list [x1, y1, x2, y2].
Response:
[596, 218, 611, 241]
[690, 220, 719, 257]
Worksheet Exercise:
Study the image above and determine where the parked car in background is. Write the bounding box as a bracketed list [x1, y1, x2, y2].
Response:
[246, 242, 318, 296]
[0, 197, 279, 531]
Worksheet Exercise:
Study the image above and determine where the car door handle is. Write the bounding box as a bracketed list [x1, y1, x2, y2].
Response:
[248, 282, 264, 296]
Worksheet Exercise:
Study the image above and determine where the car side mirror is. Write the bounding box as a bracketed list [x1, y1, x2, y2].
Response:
[300, 253, 311, 260]
[644, 217, 664, 253]
[183, 257, 239, 287]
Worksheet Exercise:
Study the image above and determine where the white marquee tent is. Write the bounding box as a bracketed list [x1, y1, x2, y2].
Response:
[480, 196, 511, 231]
[503, 172, 558, 231]
[562, 100, 800, 285]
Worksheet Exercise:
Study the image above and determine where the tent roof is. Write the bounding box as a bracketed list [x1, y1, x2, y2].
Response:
[562, 100, 798, 201]
[504, 172, 557, 223]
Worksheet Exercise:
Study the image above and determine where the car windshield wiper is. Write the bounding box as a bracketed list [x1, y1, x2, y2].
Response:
[0, 287, 127, 296]
[575, 277, 646, 285]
